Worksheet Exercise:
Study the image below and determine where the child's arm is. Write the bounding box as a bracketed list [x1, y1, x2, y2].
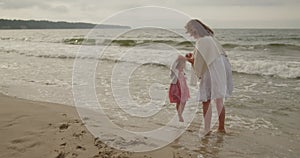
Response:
[185, 52, 194, 65]
[186, 57, 194, 65]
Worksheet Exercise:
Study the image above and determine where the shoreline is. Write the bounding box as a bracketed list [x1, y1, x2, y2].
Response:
[0, 93, 192, 158]
[1, 91, 299, 158]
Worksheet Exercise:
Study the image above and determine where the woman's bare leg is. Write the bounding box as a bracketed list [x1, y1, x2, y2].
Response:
[202, 100, 212, 131]
[215, 98, 226, 132]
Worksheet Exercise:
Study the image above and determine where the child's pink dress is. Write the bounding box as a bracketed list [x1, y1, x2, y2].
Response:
[169, 70, 190, 104]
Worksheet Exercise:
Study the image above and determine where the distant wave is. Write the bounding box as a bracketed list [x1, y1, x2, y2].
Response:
[0, 37, 12, 40]
[62, 38, 194, 47]
[222, 43, 300, 51]
[2, 48, 170, 68]
[257, 43, 300, 50]
[62, 38, 300, 51]
[3, 36, 299, 51]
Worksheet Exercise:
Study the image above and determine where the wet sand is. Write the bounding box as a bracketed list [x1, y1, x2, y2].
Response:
[1, 93, 299, 158]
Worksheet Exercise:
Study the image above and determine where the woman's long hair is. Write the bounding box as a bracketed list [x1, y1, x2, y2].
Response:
[195, 19, 214, 35]
[185, 19, 214, 38]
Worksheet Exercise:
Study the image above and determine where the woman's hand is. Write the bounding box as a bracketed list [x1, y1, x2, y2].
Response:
[185, 53, 194, 65]
[185, 53, 193, 58]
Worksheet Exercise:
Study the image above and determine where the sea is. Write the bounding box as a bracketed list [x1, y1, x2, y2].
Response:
[0, 28, 299, 157]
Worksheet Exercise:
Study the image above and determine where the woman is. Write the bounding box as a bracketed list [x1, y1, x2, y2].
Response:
[185, 19, 233, 134]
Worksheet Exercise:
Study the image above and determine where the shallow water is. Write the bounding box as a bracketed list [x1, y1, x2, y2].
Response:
[0, 29, 299, 157]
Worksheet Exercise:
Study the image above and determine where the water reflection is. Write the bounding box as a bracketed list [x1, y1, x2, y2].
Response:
[197, 133, 225, 158]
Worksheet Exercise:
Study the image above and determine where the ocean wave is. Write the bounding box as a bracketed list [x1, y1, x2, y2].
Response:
[222, 43, 300, 51]
[3, 46, 299, 79]
[267, 37, 300, 41]
[63, 38, 97, 45]
[231, 59, 300, 79]
[62, 38, 300, 51]
[6, 49, 170, 68]
[62, 38, 194, 47]
[0, 37, 12, 40]
[22, 54, 300, 79]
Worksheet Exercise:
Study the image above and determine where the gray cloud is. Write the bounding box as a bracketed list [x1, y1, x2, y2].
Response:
[0, 0, 68, 13]
[178, 0, 299, 6]
[0, 0, 299, 28]
[0, 0, 37, 9]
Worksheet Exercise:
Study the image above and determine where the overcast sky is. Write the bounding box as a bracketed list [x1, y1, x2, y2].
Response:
[0, 0, 299, 28]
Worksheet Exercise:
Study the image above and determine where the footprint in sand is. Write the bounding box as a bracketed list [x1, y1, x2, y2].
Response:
[59, 142, 67, 147]
[59, 123, 69, 130]
[11, 137, 29, 144]
[73, 132, 82, 138]
[2, 115, 28, 128]
[8, 136, 42, 153]
[72, 153, 78, 157]
[73, 130, 86, 138]
[93, 137, 132, 158]
[82, 117, 89, 121]
[68, 119, 80, 124]
[76, 145, 86, 151]
[55, 151, 68, 158]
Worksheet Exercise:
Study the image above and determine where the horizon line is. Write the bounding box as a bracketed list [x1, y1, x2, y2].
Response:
[1, 18, 299, 29]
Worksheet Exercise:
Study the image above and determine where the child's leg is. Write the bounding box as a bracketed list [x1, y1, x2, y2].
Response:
[180, 101, 186, 114]
[215, 98, 225, 132]
[178, 102, 186, 122]
[176, 103, 180, 112]
[202, 100, 212, 131]
[176, 102, 181, 118]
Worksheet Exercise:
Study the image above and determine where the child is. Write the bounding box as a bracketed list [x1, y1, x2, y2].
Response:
[169, 55, 190, 122]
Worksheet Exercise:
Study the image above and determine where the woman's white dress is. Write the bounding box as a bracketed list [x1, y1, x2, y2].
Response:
[198, 54, 233, 102]
[193, 36, 233, 102]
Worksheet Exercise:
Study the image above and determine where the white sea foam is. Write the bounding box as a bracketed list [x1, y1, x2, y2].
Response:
[3, 43, 300, 79]
[227, 115, 279, 131]
[231, 59, 300, 79]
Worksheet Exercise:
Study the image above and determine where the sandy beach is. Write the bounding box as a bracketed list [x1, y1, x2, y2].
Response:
[1, 92, 299, 158]
[0, 93, 194, 158]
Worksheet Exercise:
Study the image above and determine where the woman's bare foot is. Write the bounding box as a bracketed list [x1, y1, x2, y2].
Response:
[217, 129, 226, 134]
[198, 129, 212, 138]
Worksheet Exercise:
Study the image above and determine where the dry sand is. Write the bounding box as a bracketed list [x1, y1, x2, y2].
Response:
[0, 94, 193, 158]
